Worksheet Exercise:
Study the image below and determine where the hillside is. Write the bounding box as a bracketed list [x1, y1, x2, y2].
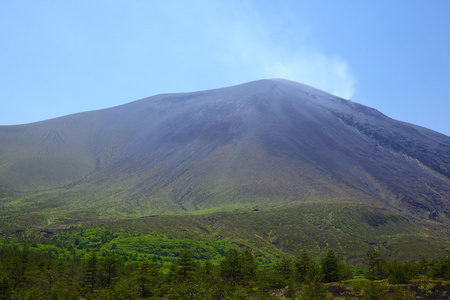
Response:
[1, 79, 449, 223]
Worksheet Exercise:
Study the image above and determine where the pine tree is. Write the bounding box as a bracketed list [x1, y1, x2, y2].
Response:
[136, 259, 160, 297]
[274, 256, 293, 286]
[84, 251, 99, 293]
[101, 251, 121, 287]
[204, 259, 213, 277]
[430, 253, 450, 280]
[300, 272, 328, 300]
[417, 255, 430, 276]
[364, 248, 381, 280]
[295, 251, 315, 284]
[239, 250, 258, 285]
[220, 249, 241, 285]
[178, 248, 195, 280]
[136, 259, 151, 298]
[320, 249, 341, 283]
[19, 245, 30, 281]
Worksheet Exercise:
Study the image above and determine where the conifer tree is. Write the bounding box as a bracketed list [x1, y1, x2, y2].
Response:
[136, 259, 152, 298]
[220, 248, 241, 284]
[178, 248, 195, 280]
[430, 253, 450, 280]
[19, 245, 30, 281]
[239, 250, 258, 285]
[274, 256, 293, 286]
[300, 271, 328, 300]
[204, 259, 213, 277]
[101, 251, 121, 287]
[84, 251, 99, 293]
[364, 247, 381, 280]
[320, 249, 341, 283]
[295, 251, 315, 284]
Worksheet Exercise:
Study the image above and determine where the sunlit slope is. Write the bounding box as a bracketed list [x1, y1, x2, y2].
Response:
[0, 79, 449, 222]
[0, 115, 101, 189]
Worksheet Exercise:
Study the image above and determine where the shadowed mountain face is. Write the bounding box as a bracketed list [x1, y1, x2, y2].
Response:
[0, 79, 449, 221]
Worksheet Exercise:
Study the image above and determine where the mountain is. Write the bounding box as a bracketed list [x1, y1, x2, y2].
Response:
[0, 79, 449, 228]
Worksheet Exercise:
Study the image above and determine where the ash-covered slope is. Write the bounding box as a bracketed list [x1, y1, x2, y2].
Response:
[0, 79, 449, 220]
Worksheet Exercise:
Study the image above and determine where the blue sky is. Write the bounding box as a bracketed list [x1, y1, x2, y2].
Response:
[1, 0, 449, 136]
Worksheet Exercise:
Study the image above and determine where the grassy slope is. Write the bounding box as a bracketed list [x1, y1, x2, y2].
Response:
[0, 138, 400, 223]
[3, 201, 447, 265]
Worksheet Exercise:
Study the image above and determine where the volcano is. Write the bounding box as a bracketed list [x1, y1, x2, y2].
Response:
[0, 79, 449, 223]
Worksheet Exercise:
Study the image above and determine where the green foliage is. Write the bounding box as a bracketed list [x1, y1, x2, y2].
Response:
[284, 284, 297, 298]
[0, 235, 447, 299]
[320, 249, 349, 283]
[364, 247, 381, 280]
[360, 280, 388, 300]
[84, 251, 99, 293]
[0, 277, 12, 300]
[387, 261, 417, 284]
[101, 251, 122, 287]
[272, 256, 294, 287]
[300, 273, 329, 300]
[177, 248, 195, 280]
[295, 250, 317, 284]
[417, 255, 430, 275]
[239, 250, 258, 285]
[220, 248, 242, 285]
[0, 208, 448, 299]
[2, 201, 449, 267]
[429, 253, 450, 280]
[220, 249, 257, 286]
[135, 259, 160, 298]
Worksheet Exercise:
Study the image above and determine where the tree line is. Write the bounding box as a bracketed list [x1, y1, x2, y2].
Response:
[1, 240, 450, 299]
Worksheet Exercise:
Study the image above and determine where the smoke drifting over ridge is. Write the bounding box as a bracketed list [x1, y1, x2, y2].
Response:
[211, 1, 356, 99]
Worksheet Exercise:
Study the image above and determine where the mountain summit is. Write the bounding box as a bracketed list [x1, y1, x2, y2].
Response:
[1, 79, 449, 223]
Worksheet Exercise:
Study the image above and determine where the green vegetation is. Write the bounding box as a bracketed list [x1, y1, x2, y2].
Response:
[1, 228, 450, 299]
[1, 201, 450, 298]
[2, 201, 449, 265]
[0, 225, 237, 267]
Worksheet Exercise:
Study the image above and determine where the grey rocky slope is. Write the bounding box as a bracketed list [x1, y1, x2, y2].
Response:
[0, 79, 449, 221]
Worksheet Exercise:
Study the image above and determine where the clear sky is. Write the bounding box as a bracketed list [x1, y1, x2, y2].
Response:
[1, 1, 449, 136]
